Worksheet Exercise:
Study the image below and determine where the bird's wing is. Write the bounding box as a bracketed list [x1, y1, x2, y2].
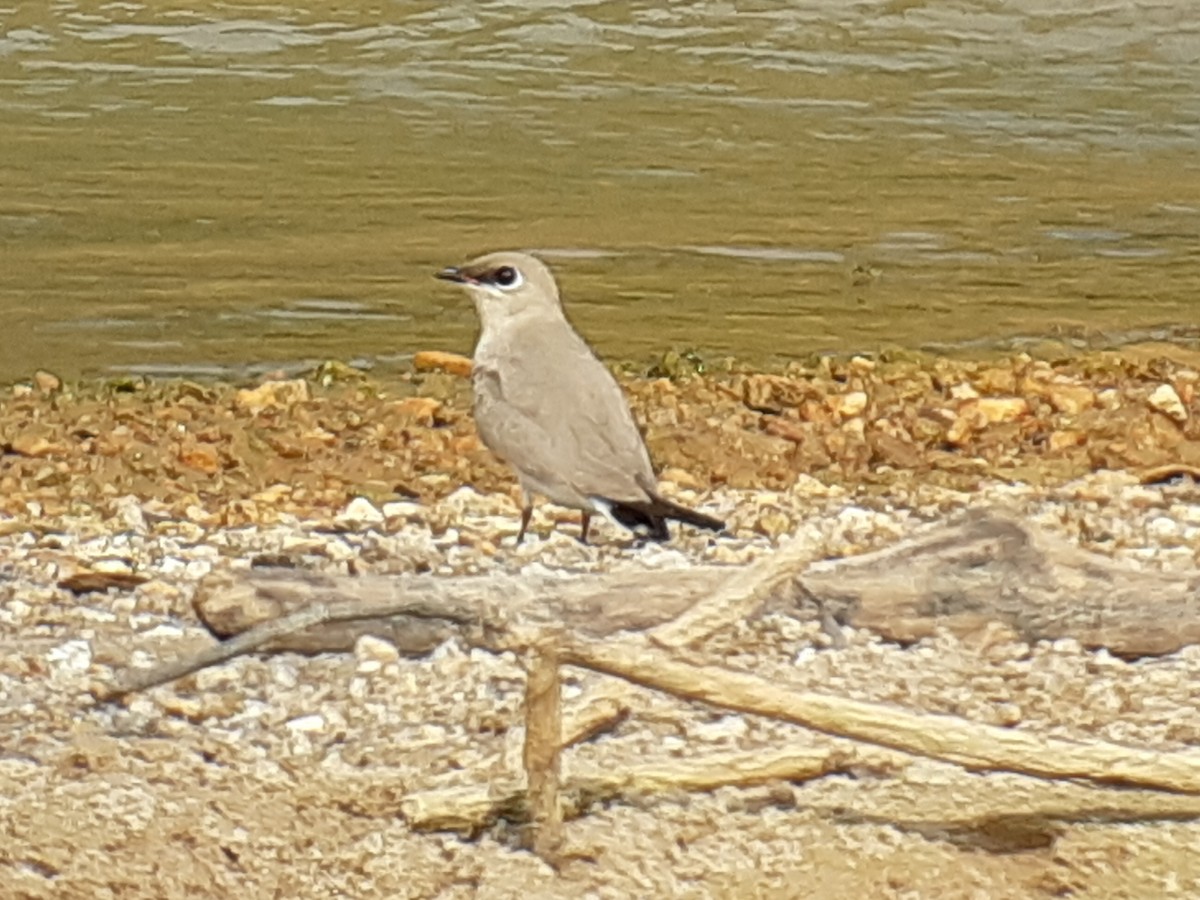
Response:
[472, 363, 585, 503]
[473, 319, 655, 504]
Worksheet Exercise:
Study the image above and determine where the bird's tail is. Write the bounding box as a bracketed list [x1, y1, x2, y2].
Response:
[606, 493, 725, 542]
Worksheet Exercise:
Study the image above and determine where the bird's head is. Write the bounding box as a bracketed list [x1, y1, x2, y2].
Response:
[436, 251, 562, 332]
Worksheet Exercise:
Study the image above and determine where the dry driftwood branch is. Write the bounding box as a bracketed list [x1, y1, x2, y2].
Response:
[801, 509, 1200, 656]
[522, 637, 563, 859]
[193, 566, 729, 651]
[191, 568, 514, 655]
[526, 507, 1199, 766]
[561, 694, 629, 749]
[163, 539, 800, 733]
[560, 634, 1200, 794]
[185, 511, 1200, 670]
[108, 562, 754, 701]
[100, 580, 506, 699]
[401, 744, 904, 832]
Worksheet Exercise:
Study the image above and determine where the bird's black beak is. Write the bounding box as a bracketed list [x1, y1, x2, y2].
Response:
[436, 266, 470, 284]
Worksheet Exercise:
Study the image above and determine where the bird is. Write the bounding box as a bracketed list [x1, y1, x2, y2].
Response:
[435, 250, 725, 545]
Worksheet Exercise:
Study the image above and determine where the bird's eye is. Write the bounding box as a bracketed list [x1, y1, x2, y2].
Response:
[493, 266, 520, 288]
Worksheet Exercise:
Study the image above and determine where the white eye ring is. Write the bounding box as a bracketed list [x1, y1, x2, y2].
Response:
[492, 266, 523, 290]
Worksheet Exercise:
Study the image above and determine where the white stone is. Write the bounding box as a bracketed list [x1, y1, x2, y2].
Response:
[182, 559, 212, 580]
[158, 556, 188, 576]
[269, 661, 301, 689]
[322, 539, 356, 562]
[949, 382, 980, 400]
[139, 624, 187, 640]
[442, 486, 485, 512]
[688, 715, 748, 742]
[285, 713, 327, 733]
[830, 390, 869, 418]
[793, 646, 819, 665]
[1148, 383, 1187, 422]
[184, 504, 213, 523]
[355, 634, 401, 666]
[91, 557, 135, 576]
[835, 505, 875, 528]
[47, 639, 92, 676]
[337, 497, 384, 526]
[381, 501, 424, 520]
[1146, 516, 1180, 540]
[114, 495, 149, 534]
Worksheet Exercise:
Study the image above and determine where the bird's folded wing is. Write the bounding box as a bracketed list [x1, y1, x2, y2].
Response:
[534, 324, 658, 484]
[472, 364, 578, 498]
[473, 354, 651, 503]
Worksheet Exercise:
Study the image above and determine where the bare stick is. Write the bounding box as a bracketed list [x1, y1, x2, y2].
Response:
[561, 689, 628, 748]
[402, 744, 903, 832]
[98, 603, 332, 699]
[561, 635, 1200, 795]
[653, 534, 815, 650]
[522, 638, 563, 860]
[568, 744, 901, 800]
[560, 533, 819, 745]
[99, 593, 499, 700]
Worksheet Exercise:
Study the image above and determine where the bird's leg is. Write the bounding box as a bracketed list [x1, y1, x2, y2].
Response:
[579, 512, 591, 545]
[516, 504, 533, 545]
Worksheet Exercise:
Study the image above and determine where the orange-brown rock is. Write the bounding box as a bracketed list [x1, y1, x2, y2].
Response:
[826, 391, 868, 419]
[33, 370, 62, 394]
[392, 397, 442, 425]
[1048, 430, 1086, 453]
[413, 351, 472, 377]
[234, 379, 310, 412]
[8, 434, 60, 458]
[946, 397, 1029, 445]
[972, 397, 1030, 424]
[1039, 382, 1096, 416]
[178, 444, 221, 475]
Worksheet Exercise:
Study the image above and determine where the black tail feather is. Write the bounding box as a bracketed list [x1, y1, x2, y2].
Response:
[606, 493, 724, 542]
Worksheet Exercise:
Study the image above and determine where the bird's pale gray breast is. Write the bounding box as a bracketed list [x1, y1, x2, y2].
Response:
[472, 315, 656, 503]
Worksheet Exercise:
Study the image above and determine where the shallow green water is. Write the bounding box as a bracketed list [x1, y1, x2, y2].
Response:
[2, 1, 1199, 381]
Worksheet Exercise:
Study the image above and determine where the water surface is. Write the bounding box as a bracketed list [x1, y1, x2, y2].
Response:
[2, 1, 1199, 381]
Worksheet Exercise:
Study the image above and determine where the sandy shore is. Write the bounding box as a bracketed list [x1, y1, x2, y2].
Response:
[2, 349, 1199, 898]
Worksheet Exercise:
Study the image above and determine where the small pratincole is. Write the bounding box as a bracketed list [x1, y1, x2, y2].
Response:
[436, 250, 725, 544]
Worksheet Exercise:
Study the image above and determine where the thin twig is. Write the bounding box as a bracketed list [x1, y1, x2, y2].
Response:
[402, 744, 904, 832]
[99, 593, 503, 700]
